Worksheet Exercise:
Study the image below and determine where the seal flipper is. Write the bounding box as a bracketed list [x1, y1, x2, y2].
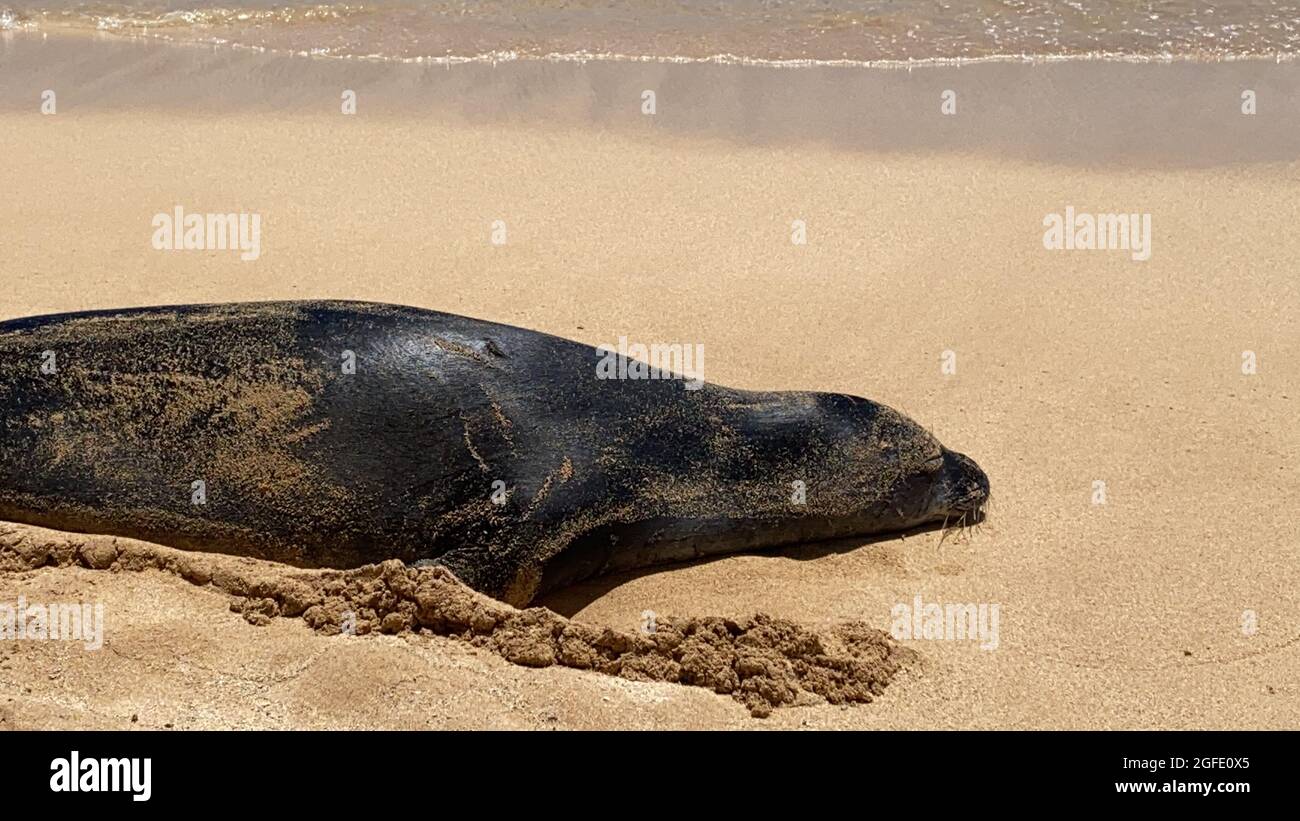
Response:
[428, 533, 546, 607]
[429, 462, 624, 606]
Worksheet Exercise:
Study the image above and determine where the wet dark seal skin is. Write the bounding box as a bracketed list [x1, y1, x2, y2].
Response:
[0, 301, 988, 605]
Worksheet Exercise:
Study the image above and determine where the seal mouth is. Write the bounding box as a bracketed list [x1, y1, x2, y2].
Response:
[932, 447, 990, 523]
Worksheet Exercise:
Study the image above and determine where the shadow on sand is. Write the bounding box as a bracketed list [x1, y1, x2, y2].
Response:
[536, 517, 966, 618]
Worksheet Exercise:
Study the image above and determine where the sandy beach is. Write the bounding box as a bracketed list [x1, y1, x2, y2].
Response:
[1, 30, 1297, 729]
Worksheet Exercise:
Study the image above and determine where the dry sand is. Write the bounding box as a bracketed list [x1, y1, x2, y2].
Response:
[0, 34, 1297, 729]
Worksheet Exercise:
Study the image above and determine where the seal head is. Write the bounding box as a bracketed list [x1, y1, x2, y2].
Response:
[886, 445, 989, 528]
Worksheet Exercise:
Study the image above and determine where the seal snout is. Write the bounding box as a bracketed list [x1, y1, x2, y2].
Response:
[934, 447, 989, 520]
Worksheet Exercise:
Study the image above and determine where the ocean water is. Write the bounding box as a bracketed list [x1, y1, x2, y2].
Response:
[1, 0, 1298, 65]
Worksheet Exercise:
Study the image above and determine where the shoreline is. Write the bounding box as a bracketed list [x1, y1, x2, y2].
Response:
[4, 31, 1300, 168]
[11, 26, 1300, 68]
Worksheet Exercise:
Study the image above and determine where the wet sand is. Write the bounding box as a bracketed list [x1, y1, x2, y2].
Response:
[1, 32, 1297, 729]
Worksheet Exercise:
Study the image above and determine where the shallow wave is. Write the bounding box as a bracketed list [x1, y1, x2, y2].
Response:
[4, 1, 1300, 65]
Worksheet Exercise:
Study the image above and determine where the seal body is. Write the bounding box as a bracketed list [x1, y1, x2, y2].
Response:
[0, 301, 988, 605]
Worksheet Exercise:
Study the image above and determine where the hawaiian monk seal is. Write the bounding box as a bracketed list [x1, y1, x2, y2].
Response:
[0, 301, 988, 605]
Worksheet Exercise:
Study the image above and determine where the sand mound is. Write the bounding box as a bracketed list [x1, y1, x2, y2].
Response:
[0, 523, 913, 717]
